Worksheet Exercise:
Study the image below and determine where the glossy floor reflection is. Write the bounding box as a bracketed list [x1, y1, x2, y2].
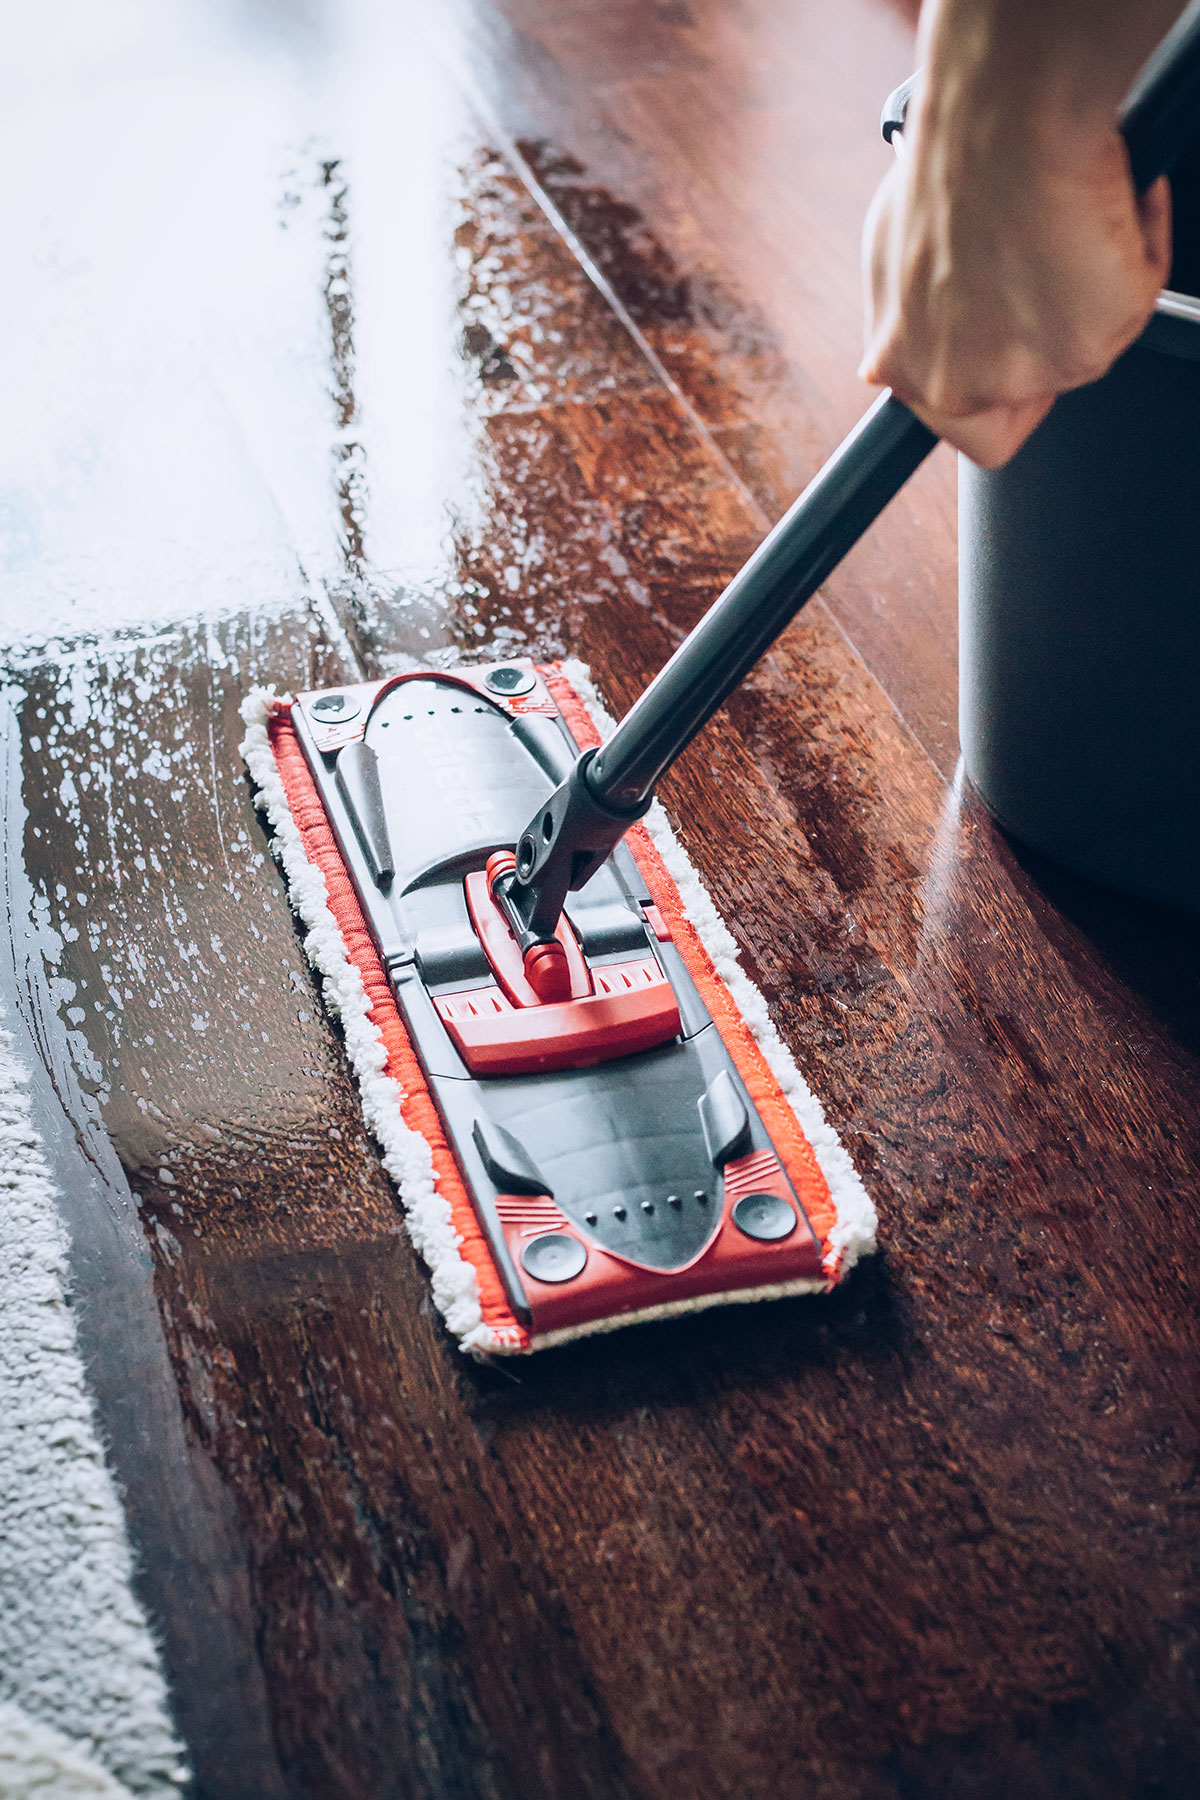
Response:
[3, 4, 1200, 1799]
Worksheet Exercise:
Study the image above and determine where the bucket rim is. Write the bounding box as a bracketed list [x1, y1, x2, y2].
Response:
[1142, 287, 1200, 358]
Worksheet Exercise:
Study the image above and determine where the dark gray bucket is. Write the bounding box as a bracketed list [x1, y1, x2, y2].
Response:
[959, 289, 1200, 912]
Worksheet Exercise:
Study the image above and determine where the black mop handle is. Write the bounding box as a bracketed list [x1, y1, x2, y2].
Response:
[589, 393, 936, 809]
[586, 1, 1200, 815]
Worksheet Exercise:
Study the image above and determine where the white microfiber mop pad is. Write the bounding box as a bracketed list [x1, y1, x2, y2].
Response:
[241, 659, 875, 1356]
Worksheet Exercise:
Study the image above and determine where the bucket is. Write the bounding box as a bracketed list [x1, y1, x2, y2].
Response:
[959, 288, 1200, 912]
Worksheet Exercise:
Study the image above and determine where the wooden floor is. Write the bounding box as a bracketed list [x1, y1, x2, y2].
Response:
[4, 3, 1200, 1797]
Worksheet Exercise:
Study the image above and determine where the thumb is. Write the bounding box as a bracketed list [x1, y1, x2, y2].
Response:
[860, 165, 901, 361]
[1137, 173, 1172, 285]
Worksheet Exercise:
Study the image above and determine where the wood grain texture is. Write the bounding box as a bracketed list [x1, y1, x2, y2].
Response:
[446, 0, 961, 770]
[5, 4, 1200, 1799]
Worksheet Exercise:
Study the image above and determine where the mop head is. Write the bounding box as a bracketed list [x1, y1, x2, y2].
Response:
[240, 660, 875, 1354]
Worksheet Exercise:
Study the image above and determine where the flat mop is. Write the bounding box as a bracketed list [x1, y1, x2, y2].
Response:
[242, 14, 1198, 1353]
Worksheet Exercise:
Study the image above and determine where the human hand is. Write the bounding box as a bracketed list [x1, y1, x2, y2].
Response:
[861, 77, 1172, 467]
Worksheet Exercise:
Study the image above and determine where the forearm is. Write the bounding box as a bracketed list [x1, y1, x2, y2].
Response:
[915, 0, 1187, 147]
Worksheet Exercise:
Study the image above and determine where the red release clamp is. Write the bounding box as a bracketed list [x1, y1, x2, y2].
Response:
[433, 855, 682, 1076]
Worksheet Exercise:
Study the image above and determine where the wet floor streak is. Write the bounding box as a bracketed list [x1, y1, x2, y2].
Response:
[322, 158, 369, 581]
[317, 136, 771, 683]
[513, 137, 790, 516]
[14, 613, 349, 1192]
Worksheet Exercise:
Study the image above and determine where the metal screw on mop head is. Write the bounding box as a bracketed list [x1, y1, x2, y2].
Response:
[309, 691, 361, 722]
[484, 664, 536, 697]
[521, 1233, 587, 1284]
[732, 1193, 797, 1242]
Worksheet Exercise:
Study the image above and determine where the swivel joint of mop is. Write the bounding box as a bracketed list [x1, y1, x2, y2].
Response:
[491, 747, 651, 1000]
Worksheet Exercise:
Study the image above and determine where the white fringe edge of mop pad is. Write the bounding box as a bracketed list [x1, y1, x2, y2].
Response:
[240, 667, 876, 1357]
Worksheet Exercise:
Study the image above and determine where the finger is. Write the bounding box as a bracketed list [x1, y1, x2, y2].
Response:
[860, 167, 900, 346]
[903, 394, 1056, 467]
[862, 333, 1054, 419]
[1136, 174, 1173, 285]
